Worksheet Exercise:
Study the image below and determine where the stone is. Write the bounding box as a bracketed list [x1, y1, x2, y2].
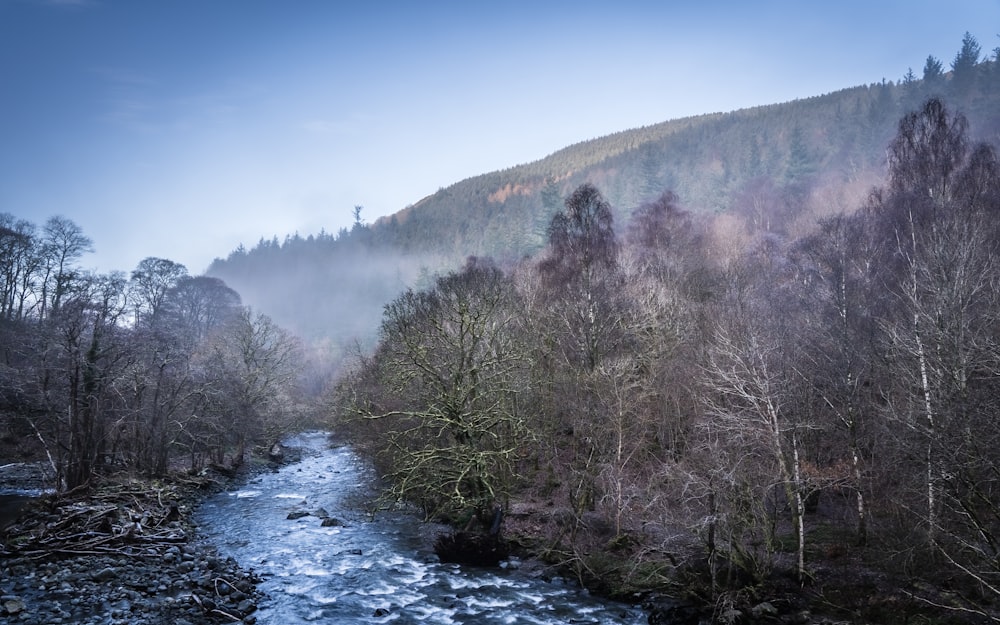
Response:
[286, 510, 310, 520]
[237, 599, 256, 615]
[3, 598, 25, 614]
[752, 601, 778, 618]
[321, 517, 344, 527]
[373, 607, 391, 617]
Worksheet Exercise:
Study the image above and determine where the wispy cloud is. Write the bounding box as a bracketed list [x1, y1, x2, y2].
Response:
[87, 66, 161, 132]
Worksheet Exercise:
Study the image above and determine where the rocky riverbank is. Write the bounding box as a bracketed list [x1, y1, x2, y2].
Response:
[1, 464, 271, 625]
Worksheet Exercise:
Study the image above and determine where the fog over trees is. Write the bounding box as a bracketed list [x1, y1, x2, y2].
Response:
[334, 96, 1000, 618]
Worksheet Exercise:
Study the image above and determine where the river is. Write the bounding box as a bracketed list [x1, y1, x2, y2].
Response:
[194, 431, 649, 624]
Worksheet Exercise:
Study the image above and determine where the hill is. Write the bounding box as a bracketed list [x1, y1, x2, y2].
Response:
[207, 55, 1000, 349]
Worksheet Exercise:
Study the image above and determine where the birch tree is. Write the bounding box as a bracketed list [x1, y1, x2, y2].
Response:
[701, 240, 811, 583]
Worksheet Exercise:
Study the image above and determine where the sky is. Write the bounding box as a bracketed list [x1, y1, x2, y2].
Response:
[2, 0, 998, 275]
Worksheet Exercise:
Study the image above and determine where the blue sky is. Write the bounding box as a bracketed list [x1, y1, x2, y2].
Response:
[2, 0, 998, 274]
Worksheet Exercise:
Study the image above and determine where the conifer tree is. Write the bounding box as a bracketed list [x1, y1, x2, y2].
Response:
[950, 31, 981, 95]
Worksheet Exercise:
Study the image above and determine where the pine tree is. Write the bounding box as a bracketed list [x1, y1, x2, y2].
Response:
[922, 55, 944, 90]
[950, 31, 981, 96]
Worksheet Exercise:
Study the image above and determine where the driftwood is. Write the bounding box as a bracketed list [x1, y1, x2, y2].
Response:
[1, 476, 205, 561]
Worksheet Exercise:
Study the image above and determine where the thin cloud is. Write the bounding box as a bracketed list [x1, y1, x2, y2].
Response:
[88, 67, 161, 133]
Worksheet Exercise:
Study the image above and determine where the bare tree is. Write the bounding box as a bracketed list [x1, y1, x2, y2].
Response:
[700, 238, 812, 583]
[794, 213, 878, 545]
[195, 308, 302, 466]
[130, 257, 189, 328]
[349, 258, 530, 526]
[47, 272, 130, 490]
[859, 100, 1000, 617]
[540, 183, 621, 372]
[0, 214, 40, 322]
[38, 216, 93, 321]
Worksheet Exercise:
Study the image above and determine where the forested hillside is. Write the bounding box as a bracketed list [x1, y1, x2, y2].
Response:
[207, 36, 1000, 351]
[336, 96, 1000, 622]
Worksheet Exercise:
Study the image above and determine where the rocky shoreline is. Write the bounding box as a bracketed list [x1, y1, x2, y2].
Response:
[1, 464, 270, 625]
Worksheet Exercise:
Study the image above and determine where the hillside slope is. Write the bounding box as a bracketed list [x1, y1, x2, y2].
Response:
[208, 69, 1000, 346]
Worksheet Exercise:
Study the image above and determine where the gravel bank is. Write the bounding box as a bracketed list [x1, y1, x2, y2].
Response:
[1, 465, 271, 625]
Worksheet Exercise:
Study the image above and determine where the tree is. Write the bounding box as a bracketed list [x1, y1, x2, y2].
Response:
[0, 214, 40, 322]
[887, 98, 967, 205]
[785, 125, 816, 186]
[163, 275, 241, 344]
[864, 101, 1000, 613]
[539, 183, 621, 371]
[990, 40, 1000, 93]
[543, 183, 617, 280]
[626, 190, 689, 264]
[950, 31, 982, 96]
[794, 214, 877, 545]
[922, 55, 945, 90]
[52, 272, 130, 490]
[38, 216, 93, 320]
[701, 244, 811, 583]
[351, 258, 530, 526]
[638, 143, 664, 201]
[130, 257, 188, 328]
[195, 308, 302, 465]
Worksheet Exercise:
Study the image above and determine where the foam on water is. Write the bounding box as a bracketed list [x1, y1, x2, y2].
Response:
[195, 432, 647, 625]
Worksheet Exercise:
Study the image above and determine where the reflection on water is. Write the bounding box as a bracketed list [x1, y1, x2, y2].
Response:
[195, 431, 646, 625]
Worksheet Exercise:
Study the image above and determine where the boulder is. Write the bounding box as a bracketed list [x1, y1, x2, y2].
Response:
[268, 443, 284, 462]
[433, 532, 509, 567]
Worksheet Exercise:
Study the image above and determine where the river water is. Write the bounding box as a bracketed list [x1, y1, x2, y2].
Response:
[195, 431, 648, 624]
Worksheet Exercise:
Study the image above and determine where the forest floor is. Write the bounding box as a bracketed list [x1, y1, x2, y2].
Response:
[501, 491, 991, 625]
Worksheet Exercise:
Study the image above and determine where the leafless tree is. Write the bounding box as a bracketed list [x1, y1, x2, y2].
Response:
[348, 258, 530, 527]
